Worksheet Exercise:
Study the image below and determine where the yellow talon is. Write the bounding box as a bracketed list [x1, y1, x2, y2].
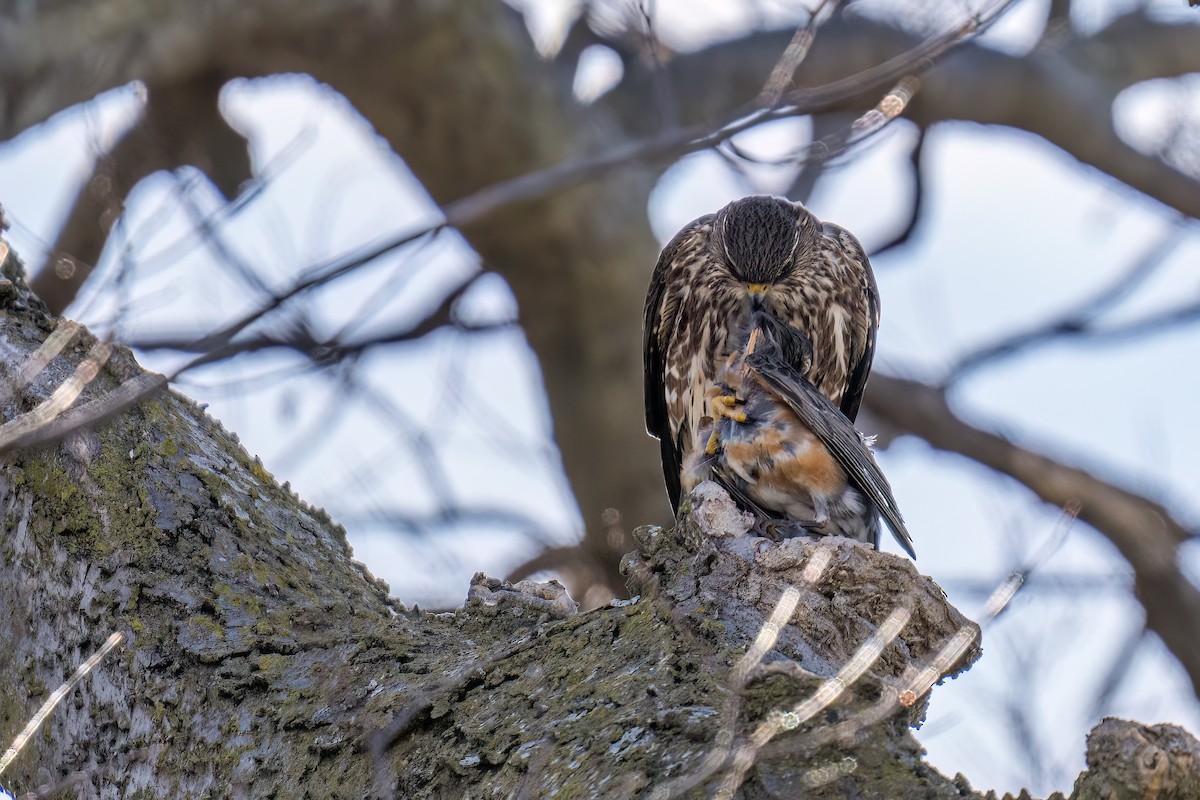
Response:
[709, 393, 748, 427]
[705, 428, 721, 455]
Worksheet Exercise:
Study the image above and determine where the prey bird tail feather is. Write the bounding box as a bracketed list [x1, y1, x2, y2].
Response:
[745, 317, 916, 558]
[710, 462, 775, 520]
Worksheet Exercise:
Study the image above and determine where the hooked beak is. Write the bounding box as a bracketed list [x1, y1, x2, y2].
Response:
[745, 283, 769, 306]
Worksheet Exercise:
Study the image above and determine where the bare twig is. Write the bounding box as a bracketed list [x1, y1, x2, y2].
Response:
[0, 337, 157, 457]
[636, 0, 678, 130]
[758, 0, 839, 108]
[982, 501, 1080, 621]
[0, 371, 168, 456]
[760, 521, 1069, 765]
[156, 224, 448, 362]
[870, 125, 927, 256]
[109, 1, 1006, 407]
[442, 0, 1012, 228]
[783, 112, 854, 202]
[651, 549, 832, 800]
[946, 225, 1190, 382]
[649, 502, 1074, 796]
[132, 35, 945, 383]
[32, 340, 112, 421]
[131, 124, 317, 276]
[714, 605, 911, 799]
[1084, 294, 1200, 343]
[173, 172, 274, 299]
[940, 572, 1128, 596]
[0, 320, 82, 402]
[29, 75, 252, 315]
[757, 610, 978, 762]
[724, 72, 920, 171]
[1090, 625, 1148, 719]
[134, 271, 495, 372]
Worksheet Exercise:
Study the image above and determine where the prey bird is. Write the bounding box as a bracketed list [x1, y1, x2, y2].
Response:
[684, 311, 914, 556]
[643, 195, 914, 556]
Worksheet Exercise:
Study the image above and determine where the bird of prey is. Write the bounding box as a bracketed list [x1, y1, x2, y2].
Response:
[643, 194, 913, 556]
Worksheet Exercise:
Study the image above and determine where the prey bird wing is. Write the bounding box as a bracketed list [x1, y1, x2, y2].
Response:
[746, 318, 916, 558]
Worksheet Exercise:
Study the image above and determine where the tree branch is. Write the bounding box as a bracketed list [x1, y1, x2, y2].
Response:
[944, 225, 1190, 382]
[863, 372, 1200, 699]
[641, 11, 1200, 220]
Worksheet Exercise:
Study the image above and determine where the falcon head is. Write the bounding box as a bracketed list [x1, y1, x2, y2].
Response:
[713, 195, 817, 286]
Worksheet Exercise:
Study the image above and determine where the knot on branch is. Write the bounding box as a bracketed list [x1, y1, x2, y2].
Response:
[466, 572, 579, 622]
[1073, 718, 1200, 799]
[624, 481, 981, 711]
[0, 231, 45, 316]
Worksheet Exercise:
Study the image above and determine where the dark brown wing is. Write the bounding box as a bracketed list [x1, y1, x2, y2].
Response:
[832, 228, 879, 422]
[747, 327, 915, 558]
[643, 216, 713, 512]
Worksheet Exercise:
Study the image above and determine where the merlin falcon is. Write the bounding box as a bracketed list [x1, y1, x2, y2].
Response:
[642, 195, 914, 557]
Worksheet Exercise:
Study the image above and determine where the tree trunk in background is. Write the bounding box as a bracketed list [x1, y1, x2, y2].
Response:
[4, 0, 672, 601]
[295, 3, 672, 600]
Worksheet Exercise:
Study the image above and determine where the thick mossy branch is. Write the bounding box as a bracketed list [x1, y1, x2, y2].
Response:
[366, 487, 987, 799]
[0, 241, 406, 796]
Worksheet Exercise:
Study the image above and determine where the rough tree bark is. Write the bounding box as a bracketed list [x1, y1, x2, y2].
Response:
[0, 242, 1195, 798]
